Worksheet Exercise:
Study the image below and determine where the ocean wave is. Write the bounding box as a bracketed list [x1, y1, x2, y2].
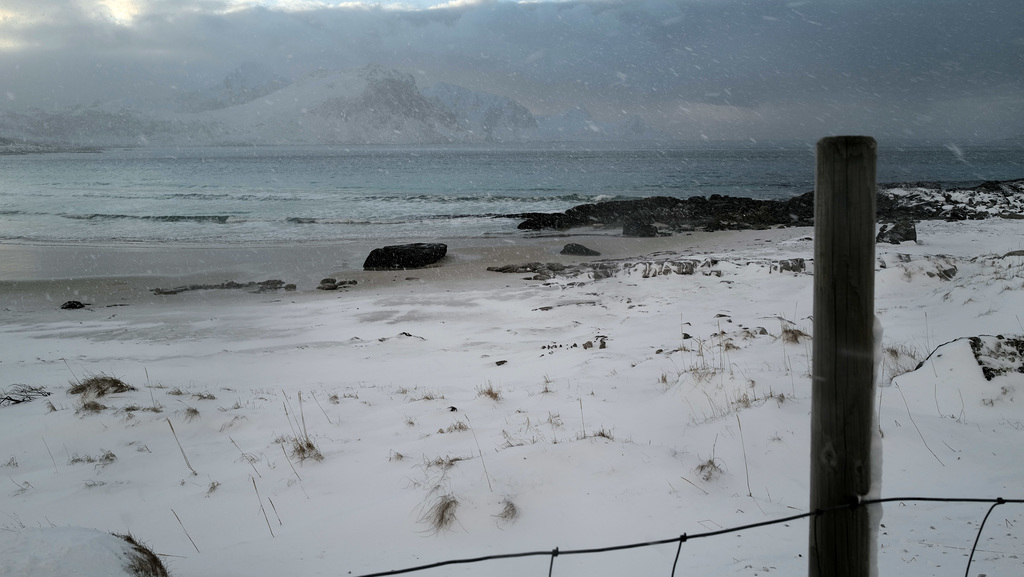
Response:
[355, 193, 633, 204]
[63, 214, 233, 224]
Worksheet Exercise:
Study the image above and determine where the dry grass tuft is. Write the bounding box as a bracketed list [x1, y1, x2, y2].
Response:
[476, 382, 502, 401]
[182, 406, 200, 423]
[442, 420, 469, 434]
[0, 384, 52, 407]
[495, 498, 520, 524]
[114, 532, 170, 577]
[290, 436, 324, 462]
[883, 342, 924, 383]
[411, 390, 445, 401]
[121, 403, 162, 415]
[68, 374, 136, 398]
[696, 457, 724, 481]
[780, 325, 810, 344]
[69, 449, 117, 467]
[424, 455, 464, 470]
[78, 400, 108, 414]
[420, 493, 459, 534]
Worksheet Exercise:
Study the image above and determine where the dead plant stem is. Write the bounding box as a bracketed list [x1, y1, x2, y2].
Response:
[171, 509, 200, 553]
[251, 475, 275, 537]
[166, 418, 197, 475]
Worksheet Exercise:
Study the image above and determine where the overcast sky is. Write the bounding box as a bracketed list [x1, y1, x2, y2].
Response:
[1, 0, 1021, 141]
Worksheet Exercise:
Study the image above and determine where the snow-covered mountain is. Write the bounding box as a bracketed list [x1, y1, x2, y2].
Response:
[422, 83, 537, 142]
[0, 65, 671, 147]
[186, 66, 465, 145]
[172, 62, 291, 113]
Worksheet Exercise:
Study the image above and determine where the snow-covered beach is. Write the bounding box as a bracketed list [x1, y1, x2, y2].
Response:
[2, 220, 1023, 576]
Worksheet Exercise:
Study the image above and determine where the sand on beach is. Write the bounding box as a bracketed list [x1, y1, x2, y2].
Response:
[0, 228, 795, 312]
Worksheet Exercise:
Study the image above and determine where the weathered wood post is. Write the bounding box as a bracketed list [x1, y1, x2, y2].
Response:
[809, 136, 877, 577]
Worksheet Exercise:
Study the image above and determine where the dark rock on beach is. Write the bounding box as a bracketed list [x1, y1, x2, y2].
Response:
[560, 243, 601, 256]
[876, 221, 917, 245]
[318, 278, 357, 290]
[60, 300, 88, 310]
[363, 243, 448, 270]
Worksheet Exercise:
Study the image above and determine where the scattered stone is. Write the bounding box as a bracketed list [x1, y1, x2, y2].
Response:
[284, 284, 297, 291]
[152, 280, 294, 295]
[256, 279, 286, 292]
[775, 258, 806, 273]
[561, 243, 601, 256]
[495, 360, 507, 366]
[363, 243, 447, 270]
[60, 300, 88, 310]
[925, 266, 958, 280]
[876, 220, 918, 244]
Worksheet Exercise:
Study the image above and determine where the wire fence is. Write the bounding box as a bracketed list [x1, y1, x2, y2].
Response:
[353, 496, 1023, 577]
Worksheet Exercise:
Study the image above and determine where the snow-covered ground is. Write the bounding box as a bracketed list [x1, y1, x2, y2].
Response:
[2, 220, 1023, 576]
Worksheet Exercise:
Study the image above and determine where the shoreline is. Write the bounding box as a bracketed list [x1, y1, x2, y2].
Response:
[0, 228, 805, 313]
[5, 217, 1022, 316]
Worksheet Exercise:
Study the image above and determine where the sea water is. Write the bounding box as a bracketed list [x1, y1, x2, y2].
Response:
[1, 142, 1021, 246]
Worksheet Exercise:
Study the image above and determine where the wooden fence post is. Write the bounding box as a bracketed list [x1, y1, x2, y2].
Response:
[809, 136, 877, 577]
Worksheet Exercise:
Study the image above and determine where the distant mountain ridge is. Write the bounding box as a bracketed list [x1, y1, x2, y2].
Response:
[0, 64, 670, 147]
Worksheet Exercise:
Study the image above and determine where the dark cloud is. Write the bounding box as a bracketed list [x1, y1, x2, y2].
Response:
[1, 0, 1021, 140]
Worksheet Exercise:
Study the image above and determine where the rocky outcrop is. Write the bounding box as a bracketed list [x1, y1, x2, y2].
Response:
[511, 179, 1024, 234]
[363, 243, 448, 270]
[514, 193, 816, 232]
